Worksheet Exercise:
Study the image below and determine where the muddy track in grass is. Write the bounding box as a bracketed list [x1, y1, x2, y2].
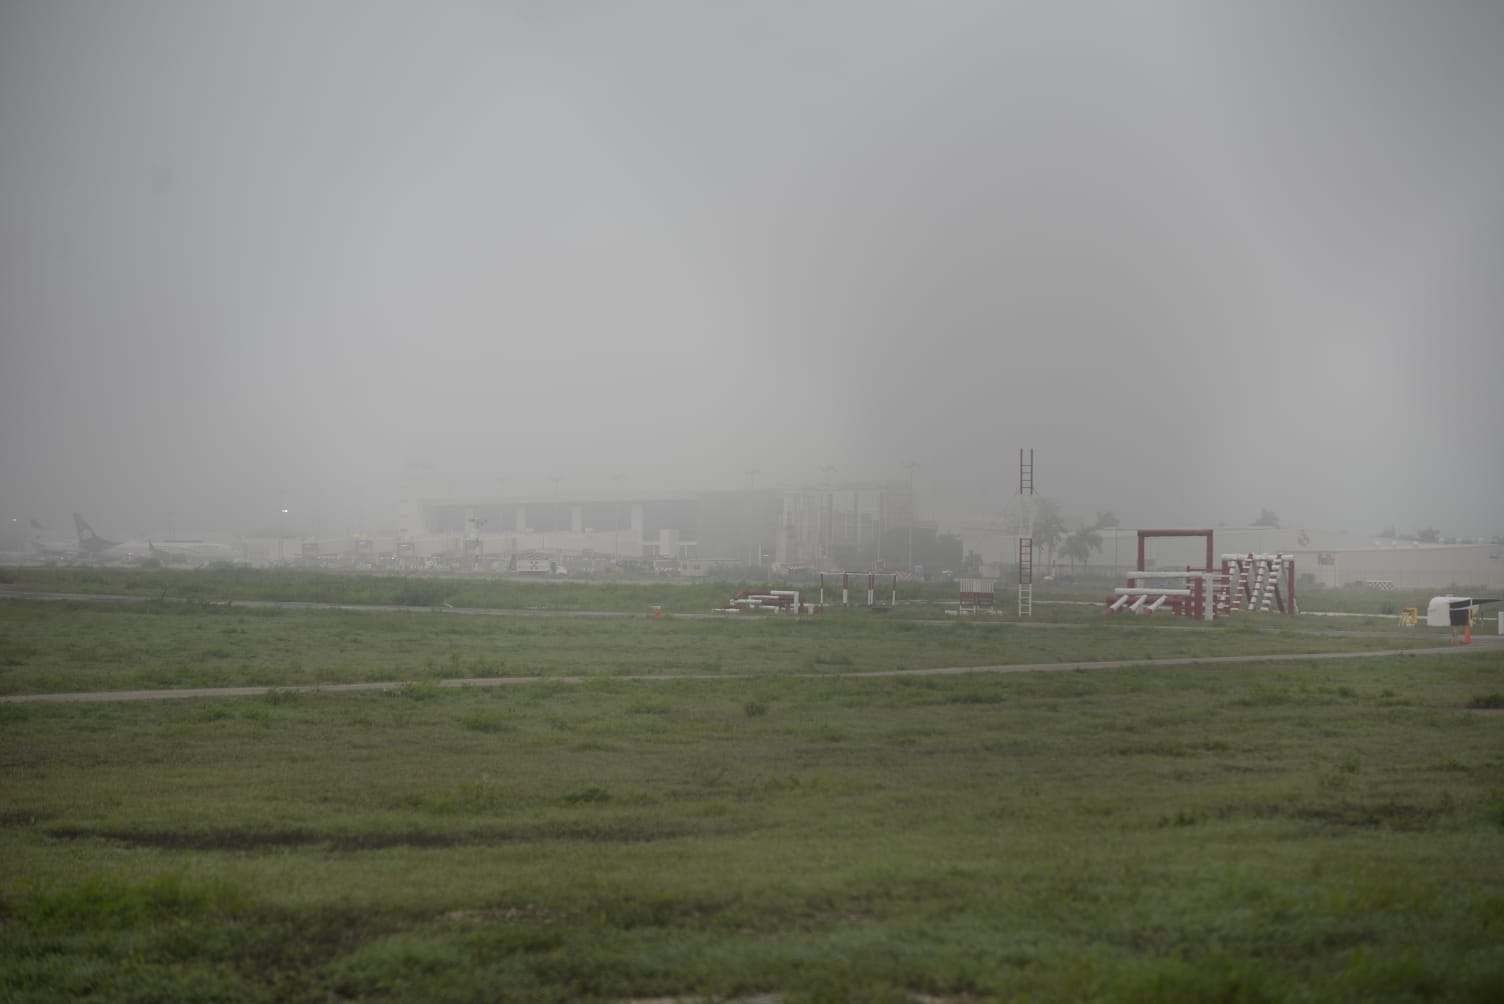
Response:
[3, 637, 1496, 704]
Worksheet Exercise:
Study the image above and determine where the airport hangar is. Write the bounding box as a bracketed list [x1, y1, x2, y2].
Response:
[386, 481, 960, 575]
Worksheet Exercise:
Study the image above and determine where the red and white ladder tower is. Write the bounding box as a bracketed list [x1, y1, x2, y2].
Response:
[1018, 448, 1035, 617]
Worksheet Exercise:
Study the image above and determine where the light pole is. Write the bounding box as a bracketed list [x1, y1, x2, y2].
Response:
[819, 465, 836, 563]
[543, 477, 562, 555]
[469, 516, 486, 572]
[904, 461, 919, 574]
[745, 469, 760, 566]
[611, 473, 625, 563]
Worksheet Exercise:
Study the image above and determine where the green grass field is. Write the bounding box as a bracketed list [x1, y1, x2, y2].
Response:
[2, 573, 1501, 1002]
[0, 564, 1450, 621]
[0, 596, 1440, 699]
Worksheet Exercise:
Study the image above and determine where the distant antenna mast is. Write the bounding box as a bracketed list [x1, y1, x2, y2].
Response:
[1018, 448, 1035, 617]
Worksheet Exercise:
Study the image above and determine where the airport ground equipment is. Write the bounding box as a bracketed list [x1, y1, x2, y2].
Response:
[1426, 595, 1500, 644]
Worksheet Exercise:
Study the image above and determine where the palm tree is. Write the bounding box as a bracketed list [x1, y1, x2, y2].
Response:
[1031, 498, 1066, 573]
[1061, 522, 1104, 575]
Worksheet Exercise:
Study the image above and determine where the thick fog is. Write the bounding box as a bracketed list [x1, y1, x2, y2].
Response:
[2, 1, 1501, 539]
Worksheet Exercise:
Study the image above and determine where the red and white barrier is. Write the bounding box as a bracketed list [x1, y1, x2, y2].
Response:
[1109, 572, 1221, 620]
[1217, 554, 1296, 615]
[719, 588, 811, 614]
[817, 573, 898, 610]
[1105, 534, 1297, 619]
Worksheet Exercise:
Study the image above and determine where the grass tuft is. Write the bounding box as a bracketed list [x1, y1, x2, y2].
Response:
[392, 680, 440, 701]
[563, 785, 612, 805]
[459, 712, 512, 733]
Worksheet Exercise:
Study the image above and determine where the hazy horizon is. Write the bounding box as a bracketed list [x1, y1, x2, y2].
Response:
[4, 2, 1502, 540]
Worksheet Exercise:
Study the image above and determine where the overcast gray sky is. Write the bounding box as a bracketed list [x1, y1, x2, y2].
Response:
[2, 1, 1501, 537]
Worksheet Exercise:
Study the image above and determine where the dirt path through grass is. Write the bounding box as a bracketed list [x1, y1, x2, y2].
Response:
[5, 635, 1496, 704]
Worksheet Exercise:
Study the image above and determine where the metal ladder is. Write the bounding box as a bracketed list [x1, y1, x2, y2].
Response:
[1018, 537, 1034, 617]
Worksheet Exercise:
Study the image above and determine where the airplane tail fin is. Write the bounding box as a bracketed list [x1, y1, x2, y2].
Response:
[74, 513, 98, 542]
[30, 519, 43, 531]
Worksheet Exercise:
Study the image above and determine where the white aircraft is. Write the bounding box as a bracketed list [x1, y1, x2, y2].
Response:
[26, 519, 82, 561]
[69, 514, 244, 566]
[146, 534, 246, 565]
[72, 514, 132, 560]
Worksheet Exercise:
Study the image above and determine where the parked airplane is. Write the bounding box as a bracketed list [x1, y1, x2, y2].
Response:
[27, 519, 83, 561]
[146, 534, 246, 565]
[63, 514, 244, 566]
[73, 514, 125, 557]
